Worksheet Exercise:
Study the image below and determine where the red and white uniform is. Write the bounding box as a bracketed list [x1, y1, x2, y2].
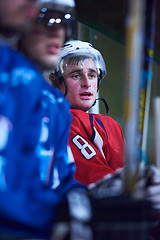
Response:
[69, 109, 125, 185]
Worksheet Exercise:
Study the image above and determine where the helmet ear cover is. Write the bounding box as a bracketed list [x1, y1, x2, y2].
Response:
[49, 71, 68, 96]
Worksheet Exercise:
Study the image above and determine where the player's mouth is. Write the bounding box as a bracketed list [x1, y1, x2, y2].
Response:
[80, 92, 92, 100]
[47, 43, 61, 54]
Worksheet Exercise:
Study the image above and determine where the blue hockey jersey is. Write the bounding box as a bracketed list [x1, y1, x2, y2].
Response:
[0, 45, 79, 239]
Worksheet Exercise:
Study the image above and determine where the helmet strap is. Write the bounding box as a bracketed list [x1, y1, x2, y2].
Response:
[93, 98, 109, 114]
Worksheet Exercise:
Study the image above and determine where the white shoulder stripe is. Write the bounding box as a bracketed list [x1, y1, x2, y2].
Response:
[93, 127, 105, 158]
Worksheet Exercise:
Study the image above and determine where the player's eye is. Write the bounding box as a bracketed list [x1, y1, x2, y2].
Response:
[89, 73, 97, 79]
[71, 73, 80, 80]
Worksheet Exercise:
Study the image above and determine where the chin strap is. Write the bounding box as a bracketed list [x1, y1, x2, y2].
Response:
[94, 98, 109, 114]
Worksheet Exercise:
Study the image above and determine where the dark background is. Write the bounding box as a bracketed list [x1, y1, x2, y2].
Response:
[75, 0, 160, 63]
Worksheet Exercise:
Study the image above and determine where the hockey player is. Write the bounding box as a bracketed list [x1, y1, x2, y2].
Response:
[50, 40, 125, 185]
[50, 40, 160, 240]
[15, 0, 79, 191]
[0, 0, 80, 238]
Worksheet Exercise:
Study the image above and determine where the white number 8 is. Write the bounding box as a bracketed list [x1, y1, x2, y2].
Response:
[72, 135, 96, 160]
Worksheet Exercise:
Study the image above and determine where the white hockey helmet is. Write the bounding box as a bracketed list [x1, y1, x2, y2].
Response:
[56, 40, 107, 84]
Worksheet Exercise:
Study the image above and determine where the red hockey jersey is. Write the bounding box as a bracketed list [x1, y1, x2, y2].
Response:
[69, 109, 125, 185]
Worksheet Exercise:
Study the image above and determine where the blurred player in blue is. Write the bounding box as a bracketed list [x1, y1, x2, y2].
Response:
[18, 0, 78, 190]
[0, 0, 80, 239]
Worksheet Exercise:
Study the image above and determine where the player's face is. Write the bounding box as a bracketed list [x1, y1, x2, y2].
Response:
[0, 0, 39, 35]
[62, 58, 98, 112]
[20, 13, 66, 71]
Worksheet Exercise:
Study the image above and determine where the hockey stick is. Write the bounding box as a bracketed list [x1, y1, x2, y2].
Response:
[122, 0, 145, 192]
[137, 0, 156, 170]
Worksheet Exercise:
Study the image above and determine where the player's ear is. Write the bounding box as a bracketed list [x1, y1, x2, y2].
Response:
[49, 72, 57, 86]
[49, 72, 61, 89]
[49, 72, 68, 96]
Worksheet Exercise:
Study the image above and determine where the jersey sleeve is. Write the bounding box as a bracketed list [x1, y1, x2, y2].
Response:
[104, 117, 125, 170]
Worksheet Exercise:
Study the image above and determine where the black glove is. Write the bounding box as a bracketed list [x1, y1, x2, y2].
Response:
[88, 168, 123, 198]
[133, 165, 160, 211]
[88, 165, 160, 212]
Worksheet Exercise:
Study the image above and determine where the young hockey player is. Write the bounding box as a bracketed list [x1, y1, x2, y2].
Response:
[16, 0, 79, 191]
[50, 40, 160, 240]
[50, 40, 125, 185]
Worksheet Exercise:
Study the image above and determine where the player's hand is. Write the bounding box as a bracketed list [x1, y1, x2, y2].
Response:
[88, 168, 123, 198]
[88, 165, 160, 212]
[133, 165, 160, 211]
